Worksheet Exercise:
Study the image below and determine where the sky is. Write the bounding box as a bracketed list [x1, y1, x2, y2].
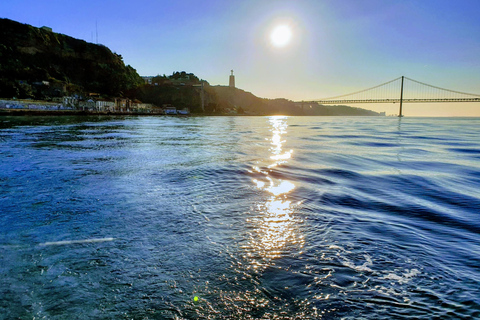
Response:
[2, 0, 480, 116]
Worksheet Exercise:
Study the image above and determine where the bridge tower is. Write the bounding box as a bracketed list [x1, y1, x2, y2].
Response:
[399, 76, 404, 117]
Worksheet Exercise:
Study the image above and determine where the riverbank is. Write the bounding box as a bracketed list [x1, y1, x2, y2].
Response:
[0, 99, 164, 116]
[0, 109, 164, 116]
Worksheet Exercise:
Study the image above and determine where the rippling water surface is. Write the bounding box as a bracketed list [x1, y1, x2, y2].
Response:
[1, 115, 479, 319]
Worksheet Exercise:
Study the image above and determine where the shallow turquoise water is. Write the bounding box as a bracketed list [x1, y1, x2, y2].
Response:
[1, 116, 479, 319]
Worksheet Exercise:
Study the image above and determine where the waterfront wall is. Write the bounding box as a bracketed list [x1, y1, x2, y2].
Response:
[0, 99, 75, 111]
[0, 99, 165, 115]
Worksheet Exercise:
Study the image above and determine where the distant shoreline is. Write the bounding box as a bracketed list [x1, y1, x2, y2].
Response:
[0, 109, 253, 116]
[0, 108, 167, 116]
[0, 100, 381, 117]
[0, 109, 387, 117]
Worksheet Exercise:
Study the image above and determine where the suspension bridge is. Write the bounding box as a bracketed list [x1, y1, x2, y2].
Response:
[311, 76, 480, 117]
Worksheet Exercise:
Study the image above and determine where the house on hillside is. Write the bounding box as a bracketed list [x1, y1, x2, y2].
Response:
[132, 102, 155, 113]
[96, 99, 115, 112]
[115, 98, 131, 112]
[142, 76, 153, 85]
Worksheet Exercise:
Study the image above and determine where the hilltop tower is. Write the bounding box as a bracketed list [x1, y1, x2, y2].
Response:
[229, 70, 235, 88]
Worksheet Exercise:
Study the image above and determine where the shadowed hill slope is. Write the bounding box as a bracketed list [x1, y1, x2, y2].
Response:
[0, 18, 143, 99]
[212, 85, 382, 116]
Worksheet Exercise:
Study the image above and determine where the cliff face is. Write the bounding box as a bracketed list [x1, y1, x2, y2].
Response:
[0, 18, 143, 99]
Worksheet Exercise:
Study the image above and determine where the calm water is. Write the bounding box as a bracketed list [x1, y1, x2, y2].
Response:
[1, 115, 479, 319]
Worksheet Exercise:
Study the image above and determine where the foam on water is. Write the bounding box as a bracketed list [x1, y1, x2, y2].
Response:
[39, 237, 115, 246]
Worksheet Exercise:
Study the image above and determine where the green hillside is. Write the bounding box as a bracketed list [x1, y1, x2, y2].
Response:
[0, 18, 143, 99]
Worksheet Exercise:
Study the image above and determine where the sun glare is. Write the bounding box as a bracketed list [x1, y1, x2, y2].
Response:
[270, 25, 292, 47]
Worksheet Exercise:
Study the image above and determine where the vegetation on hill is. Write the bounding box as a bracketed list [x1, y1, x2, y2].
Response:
[211, 86, 382, 116]
[211, 86, 271, 114]
[131, 72, 217, 113]
[0, 18, 143, 99]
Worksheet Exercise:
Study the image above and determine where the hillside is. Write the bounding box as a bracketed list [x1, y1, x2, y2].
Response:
[0, 18, 143, 99]
[211, 86, 271, 114]
[212, 86, 382, 116]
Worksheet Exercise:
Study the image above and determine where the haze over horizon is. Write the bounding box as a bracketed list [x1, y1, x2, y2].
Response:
[1, 0, 480, 116]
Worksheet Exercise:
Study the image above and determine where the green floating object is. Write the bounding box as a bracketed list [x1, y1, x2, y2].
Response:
[194, 296, 199, 302]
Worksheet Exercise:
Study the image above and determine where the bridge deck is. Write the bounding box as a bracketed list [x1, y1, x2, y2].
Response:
[313, 98, 480, 104]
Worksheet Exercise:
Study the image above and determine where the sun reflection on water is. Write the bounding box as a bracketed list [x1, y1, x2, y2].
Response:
[247, 116, 304, 262]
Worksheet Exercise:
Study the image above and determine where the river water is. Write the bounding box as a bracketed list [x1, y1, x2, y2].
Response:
[1, 115, 479, 319]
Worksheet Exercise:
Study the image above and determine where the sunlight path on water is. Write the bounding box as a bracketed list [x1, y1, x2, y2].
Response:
[246, 116, 304, 263]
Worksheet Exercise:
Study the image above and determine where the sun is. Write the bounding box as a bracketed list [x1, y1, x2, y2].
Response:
[270, 25, 292, 47]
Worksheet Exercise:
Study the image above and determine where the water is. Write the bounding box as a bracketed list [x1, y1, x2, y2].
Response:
[1, 115, 479, 319]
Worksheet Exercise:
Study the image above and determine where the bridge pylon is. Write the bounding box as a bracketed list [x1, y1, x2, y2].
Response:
[399, 76, 404, 117]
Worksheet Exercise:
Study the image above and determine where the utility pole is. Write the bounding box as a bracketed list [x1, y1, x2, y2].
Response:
[399, 76, 404, 117]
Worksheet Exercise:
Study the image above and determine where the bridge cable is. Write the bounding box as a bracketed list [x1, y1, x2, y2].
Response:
[317, 77, 402, 100]
[405, 77, 480, 98]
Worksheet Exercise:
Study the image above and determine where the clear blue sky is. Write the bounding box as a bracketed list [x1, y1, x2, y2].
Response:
[2, 0, 480, 115]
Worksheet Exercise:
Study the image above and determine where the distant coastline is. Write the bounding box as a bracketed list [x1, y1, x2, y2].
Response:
[0, 99, 164, 116]
[0, 98, 384, 117]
